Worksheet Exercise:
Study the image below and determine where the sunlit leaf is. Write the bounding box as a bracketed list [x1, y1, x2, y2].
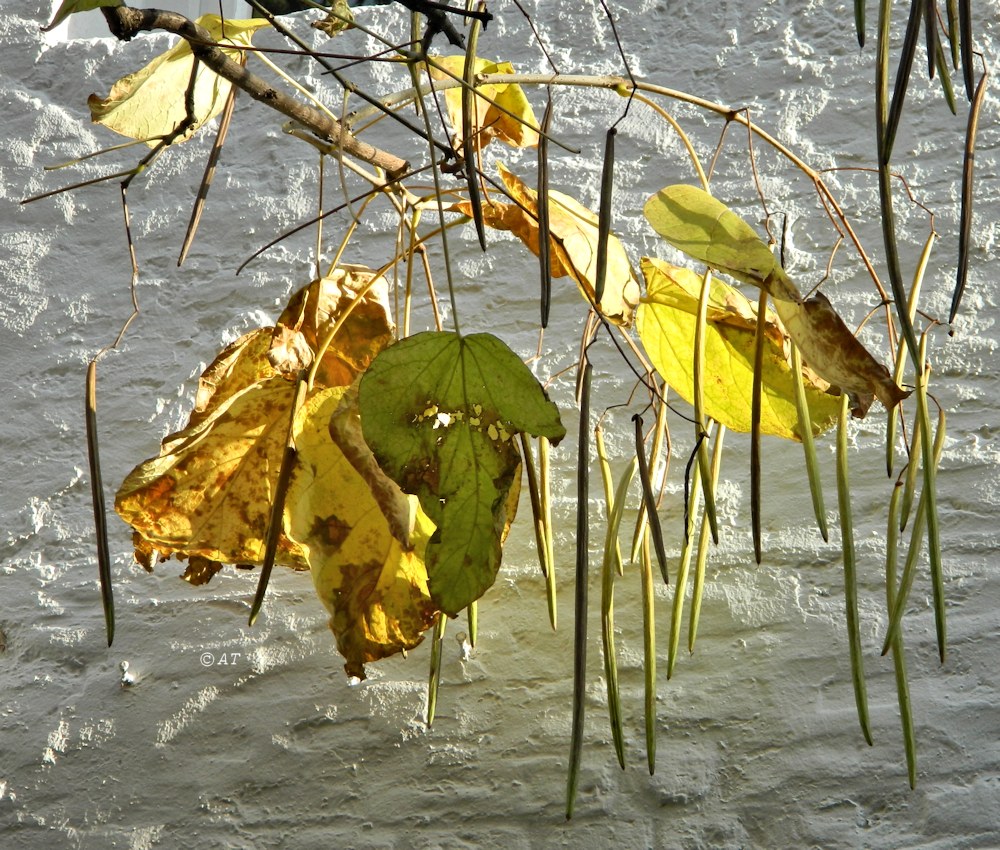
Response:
[429, 56, 539, 150]
[637, 258, 841, 440]
[43, 0, 123, 32]
[643, 185, 909, 414]
[88, 15, 270, 147]
[358, 331, 565, 614]
[116, 270, 393, 572]
[644, 184, 796, 299]
[455, 164, 642, 325]
[286, 386, 437, 679]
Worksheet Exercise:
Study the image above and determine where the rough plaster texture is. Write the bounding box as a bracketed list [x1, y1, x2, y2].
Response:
[2, 1, 999, 847]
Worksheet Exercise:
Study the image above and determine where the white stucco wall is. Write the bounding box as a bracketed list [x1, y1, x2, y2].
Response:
[2, 1, 999, 847]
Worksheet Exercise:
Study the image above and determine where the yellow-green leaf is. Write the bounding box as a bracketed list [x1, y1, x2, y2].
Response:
[358, 331, 565, 614]
[88, 15, 270, 147]
[429, 56, 539, 150]
[637, 258, 841, 440]
[643, 185, 909, 414]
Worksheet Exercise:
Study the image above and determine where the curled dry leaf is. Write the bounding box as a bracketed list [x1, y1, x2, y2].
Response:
[643, 184, 909, 414]
[88, 15, 270, 147]
[116, 269, 393, 577]
[637, 258, 842, 440]
[454, 164, 642, 326]
[428, 56, 539, 151]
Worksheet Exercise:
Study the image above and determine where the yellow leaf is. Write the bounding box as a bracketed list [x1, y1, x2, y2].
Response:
[88, 15, 270, 147]
[116, 270, 394, 571]
[637, 258, 842, 440]
[455, 164, 641, 326]
[644, 185, 909, 414]
[429, 56, 539, 151]
[116, 372, 308, 568]
[286, 387, 438, 679]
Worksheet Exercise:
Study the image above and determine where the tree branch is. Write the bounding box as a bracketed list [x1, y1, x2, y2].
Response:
[101, 6, 409, 179]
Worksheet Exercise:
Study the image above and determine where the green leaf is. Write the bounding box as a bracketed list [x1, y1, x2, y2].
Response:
[87, 15, 270, 147]
[43, 0, 123, 32]
[359, 331, 565, 614]
[637, 258, 841, 440]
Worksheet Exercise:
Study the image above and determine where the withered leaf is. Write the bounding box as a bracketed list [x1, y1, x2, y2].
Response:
[455, 164, 642, 326]
[116, 270, 394, 574]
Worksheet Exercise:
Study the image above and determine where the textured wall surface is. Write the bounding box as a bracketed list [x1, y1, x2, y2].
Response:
[2, 1, 999, 847]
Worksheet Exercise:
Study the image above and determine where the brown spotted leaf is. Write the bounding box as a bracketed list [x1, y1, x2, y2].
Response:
[285, 387, 437, 679]
[116, 269, 393, 572]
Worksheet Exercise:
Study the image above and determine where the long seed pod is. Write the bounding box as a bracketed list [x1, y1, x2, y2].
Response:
[595, 425, 618, 574]
[836, 395, 873, 746]
[426, 612, 447, 727]
[959, 0, 974, 100]
[951, 69, 988, 323]
[86, 360, 114, 646]
[599, 438, 634, 769]
[594, 127, 616, 308]
[693, 271, 719, 543]
[791, 344, 828, 540]
[540, 435, 557, 628]
[640, 531, 656, 775]
[900, 409, 922, 531]
[249, 372, 308, 627]
[751, 288, 768, 563]
[178, 83, 238, 266]
[884, 0, 923, 164]
[538, 98, 554, 327]
[923, 0, 938, 80]
[945, 0, 959, 70]
[933, 36, 958, 113]
[854, 0, 866, 47]
[467, 600, 478, 648]
[566, 360, 592, 820]
[634, 415, 669, 585]
[630, 385, 669, 564]
[882, 406, 947, 655]
[461, 4, 487, 251]
[669, 441, 703, 678]
[914, 339, 945, 662]
[885, 479, 918, 788]
[876, 0, 892, 158]
[887, 228, 934, 477]
[520, 433, 552, 580]
[689, 424, 726, 653]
